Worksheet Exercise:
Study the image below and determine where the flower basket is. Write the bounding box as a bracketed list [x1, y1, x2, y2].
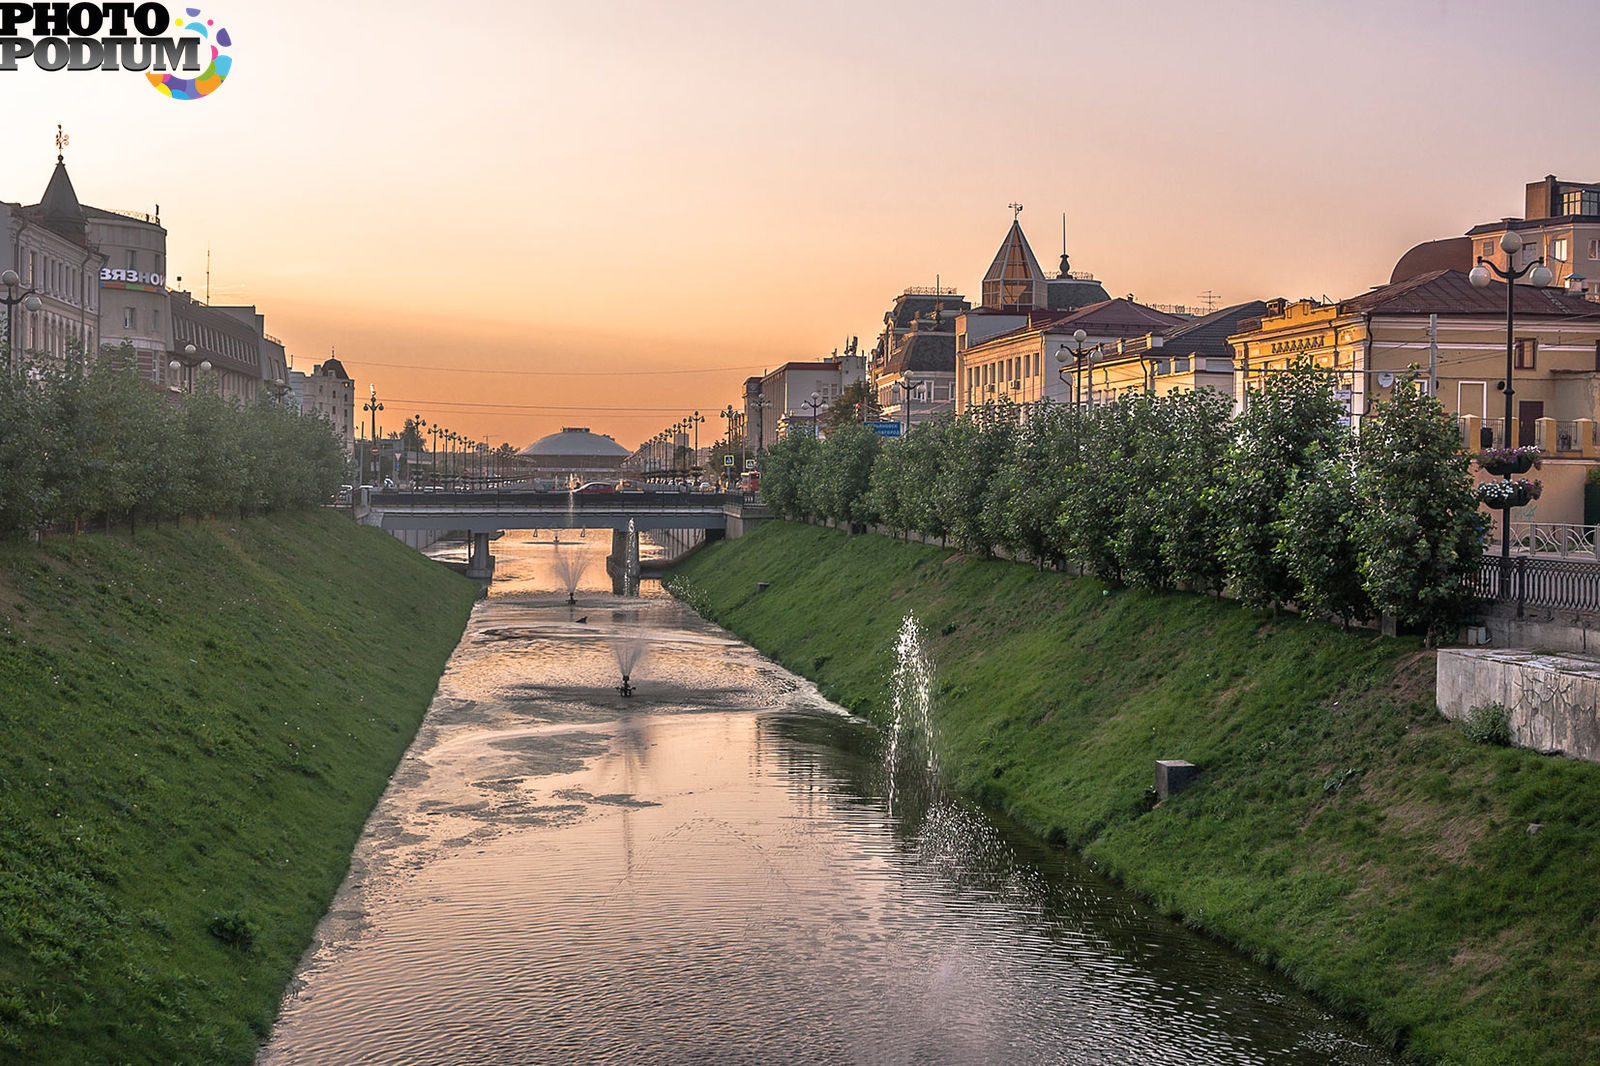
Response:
[1476, 478, 1542, 510]
[1476, 447, 1541, 476]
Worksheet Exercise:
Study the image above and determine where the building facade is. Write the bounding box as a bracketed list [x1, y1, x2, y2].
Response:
[1, 155, 105, 371]
[85, 204, 170, 383]
[1227, 270, 1600, 522]
[752, 353, 867, 447]
[298, 356, 356, 459]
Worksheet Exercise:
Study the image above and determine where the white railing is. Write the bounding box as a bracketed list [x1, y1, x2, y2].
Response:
[1487, 521, 1600, 560]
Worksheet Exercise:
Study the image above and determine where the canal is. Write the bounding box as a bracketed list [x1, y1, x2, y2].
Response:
[258, 529, 1404, 1065]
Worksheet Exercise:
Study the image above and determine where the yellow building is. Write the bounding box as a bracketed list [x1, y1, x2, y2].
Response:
[1227, 269, 1600, 522]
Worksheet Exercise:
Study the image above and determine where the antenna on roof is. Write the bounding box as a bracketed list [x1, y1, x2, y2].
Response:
[1200, 289, 1219, 313]
[205, 244, 210, 304]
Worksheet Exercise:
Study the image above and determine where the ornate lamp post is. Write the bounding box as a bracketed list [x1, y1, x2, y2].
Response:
[1470, 230, 1554, 598]
[688, 410, 705, 481]
[168, 342, 211, 393]
[804, 390, 826, 436]
[363, 386, 384, 488]
[1054, 328, 1091, 409]
[1, 269, 41, 378]
[413, 416, 428, 487]
[897, 379, 925, 437]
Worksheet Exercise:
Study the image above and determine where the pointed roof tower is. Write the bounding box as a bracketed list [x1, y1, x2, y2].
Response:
[981, 218, 1046, 310]
[34, 125, 87, 243]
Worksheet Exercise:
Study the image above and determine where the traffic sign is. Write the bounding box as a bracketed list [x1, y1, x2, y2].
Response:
[865, 420, 902, 438]
[745, 458, 756, 470]
[723, 455, 734, 467]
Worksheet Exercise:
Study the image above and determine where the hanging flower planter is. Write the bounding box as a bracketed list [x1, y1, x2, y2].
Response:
[1476, 478, 1542, 510]
[1476, 446, 1541, 476]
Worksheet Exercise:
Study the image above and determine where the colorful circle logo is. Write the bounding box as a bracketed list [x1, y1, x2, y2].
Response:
[148, 8, 231, 101]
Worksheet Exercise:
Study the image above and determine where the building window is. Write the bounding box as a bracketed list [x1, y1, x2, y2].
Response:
[151, 310, 160, 331]
[1561, 189, 1600, 216]
[1553, 237, 1570, 262]
[1482, 240, 1494, 257]
[126, 250, 138, 271]
[1516, 338, 1537, 370]
[123, 307, 135, 330]
[1589, 239, 1600, 261]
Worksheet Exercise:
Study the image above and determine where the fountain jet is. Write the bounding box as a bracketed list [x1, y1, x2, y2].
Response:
[613, 635, 648, 698]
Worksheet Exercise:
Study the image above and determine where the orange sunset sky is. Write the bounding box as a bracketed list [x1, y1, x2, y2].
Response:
[3, 0, 1598, 450]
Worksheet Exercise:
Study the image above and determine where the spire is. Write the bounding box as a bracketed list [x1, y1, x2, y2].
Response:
[982, 218, 1046, 310]
[1059, 212, 1070, 275]
[37, 124, 86, 240]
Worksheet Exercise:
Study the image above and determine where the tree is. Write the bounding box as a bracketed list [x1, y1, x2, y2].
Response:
[1352, 379, 1487, 644]
[822, 381, 880, 436]
[1216, 363, 1349, 609]
[1155, 388, 1233, 594]
[1276, 441, 1370, 627]
[814, 422, 881, 526]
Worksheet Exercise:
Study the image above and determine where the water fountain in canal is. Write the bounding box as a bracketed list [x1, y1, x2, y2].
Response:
[613, 633, 648, 696]
[885, 610, 941, 816]
[550, 544, 588, 604]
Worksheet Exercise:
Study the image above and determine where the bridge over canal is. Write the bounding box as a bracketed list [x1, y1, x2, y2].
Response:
[360, 488, 769, 584]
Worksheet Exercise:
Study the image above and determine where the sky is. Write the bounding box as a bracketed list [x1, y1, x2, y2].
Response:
[3, 0, 1599, 450]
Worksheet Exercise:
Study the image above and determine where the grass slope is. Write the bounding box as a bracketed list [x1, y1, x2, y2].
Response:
[0, 511, 477, 1064]
[671, 521, 1600, 1066]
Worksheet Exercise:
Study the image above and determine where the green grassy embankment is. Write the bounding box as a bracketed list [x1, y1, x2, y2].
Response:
[0, 511, 477, 1064]
[670, 521, 1600, 1066]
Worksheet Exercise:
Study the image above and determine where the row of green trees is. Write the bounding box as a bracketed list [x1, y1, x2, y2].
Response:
[0, 345, 349, 539]
[760, 366, 1488, 642]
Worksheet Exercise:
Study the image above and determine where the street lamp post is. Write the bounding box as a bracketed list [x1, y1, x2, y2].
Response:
[1470, 230, 1554, 598]
[804, 390, 826, 436]
[413, 417, 427, 488]
[363, 386, 384, 489]
[1, 269, 42, 378]
[1054, 328, 1091, 410]
[168, 342, 211, 393]
[897, 379, 925, 437]
[689, 410, 705, 482]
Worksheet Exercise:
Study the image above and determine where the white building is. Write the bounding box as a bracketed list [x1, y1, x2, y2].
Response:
[86, 204, 171, 384]
[1, 153, 106, 371]
[751, 352, 867, 448]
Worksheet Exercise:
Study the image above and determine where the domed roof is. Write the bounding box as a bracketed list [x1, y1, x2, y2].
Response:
[519, 426, 632, 458]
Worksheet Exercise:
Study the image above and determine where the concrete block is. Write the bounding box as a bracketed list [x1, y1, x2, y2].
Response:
[1155, 760, 1199, 800]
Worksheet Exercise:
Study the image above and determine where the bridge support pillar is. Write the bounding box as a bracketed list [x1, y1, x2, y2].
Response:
[466, 531, 496, 580]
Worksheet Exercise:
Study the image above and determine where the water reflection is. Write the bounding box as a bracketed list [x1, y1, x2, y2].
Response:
[258, 530, 1401, 1066]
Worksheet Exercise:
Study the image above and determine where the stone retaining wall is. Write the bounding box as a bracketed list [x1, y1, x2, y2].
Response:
[1437, 647, 1600, 762]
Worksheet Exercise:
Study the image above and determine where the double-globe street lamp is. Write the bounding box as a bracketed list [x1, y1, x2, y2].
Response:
[804, 391, 826, 436]
[1054, 328, 1091, 410]
[895, 379, 925, 437]
[1470, 231, 1554, 598]
[1, 269, 42, 377]
[169, 342, 211, 393]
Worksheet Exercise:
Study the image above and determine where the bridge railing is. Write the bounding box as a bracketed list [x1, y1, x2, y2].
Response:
[369, 489, 741, 513]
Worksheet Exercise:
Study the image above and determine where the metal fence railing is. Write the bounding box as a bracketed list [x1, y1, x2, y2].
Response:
[1477, 555, 1600, 614]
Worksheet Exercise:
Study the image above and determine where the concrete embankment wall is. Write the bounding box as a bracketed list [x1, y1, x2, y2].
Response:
[1438, 647, 1600, 760]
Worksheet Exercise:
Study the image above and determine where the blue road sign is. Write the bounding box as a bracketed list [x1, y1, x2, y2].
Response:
[865, 420, 903, 438]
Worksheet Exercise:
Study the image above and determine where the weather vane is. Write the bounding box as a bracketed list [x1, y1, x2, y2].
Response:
[55, 123, 68, 163]
[1009, 201, 1023, 220]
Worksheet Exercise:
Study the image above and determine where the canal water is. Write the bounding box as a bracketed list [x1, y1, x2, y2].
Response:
[258, 530, 1403, 1066]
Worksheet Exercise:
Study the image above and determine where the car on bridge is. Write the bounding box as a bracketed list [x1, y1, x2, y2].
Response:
[574, 481, 617, 493]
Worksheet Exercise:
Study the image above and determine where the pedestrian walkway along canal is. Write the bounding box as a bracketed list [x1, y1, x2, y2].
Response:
[258, 530, 1404, 1065]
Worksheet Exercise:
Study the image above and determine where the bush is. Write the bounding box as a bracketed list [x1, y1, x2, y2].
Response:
[207, 910, 259, 950]
[1460, 702, 1512, 746]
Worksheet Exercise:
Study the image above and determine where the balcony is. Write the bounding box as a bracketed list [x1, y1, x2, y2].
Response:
[1458, 415, 1599, 457]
